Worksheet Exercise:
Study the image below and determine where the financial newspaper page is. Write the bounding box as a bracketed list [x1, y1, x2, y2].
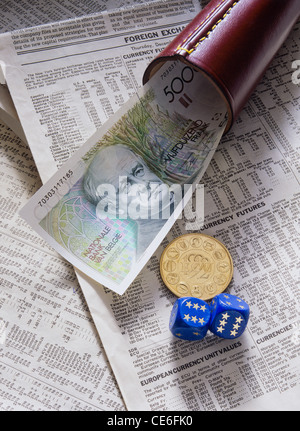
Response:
[0, 120, 127, 411]
[0, 0, 153, 410]
[0, 0, 299, 411]
[0, 0, 147, 140]
[0, 84, 27, 142]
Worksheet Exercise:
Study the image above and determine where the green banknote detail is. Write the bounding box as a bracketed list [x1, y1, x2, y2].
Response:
[40, 178, 137, 283]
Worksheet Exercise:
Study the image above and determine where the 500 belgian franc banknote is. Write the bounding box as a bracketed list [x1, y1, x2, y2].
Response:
[20, 60, 227, 294]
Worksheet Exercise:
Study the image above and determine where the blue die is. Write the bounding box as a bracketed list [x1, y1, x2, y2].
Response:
[209, 293, 250, 339]
[169, 297, 211, 340]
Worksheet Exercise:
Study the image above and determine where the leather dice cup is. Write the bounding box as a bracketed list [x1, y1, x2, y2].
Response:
[143, 0, 300, 133]
[169, 293, 250, 341]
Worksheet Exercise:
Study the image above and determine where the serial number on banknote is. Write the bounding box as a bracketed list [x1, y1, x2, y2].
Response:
[160, 60, 177, 80]
[38, 169, 73, 207]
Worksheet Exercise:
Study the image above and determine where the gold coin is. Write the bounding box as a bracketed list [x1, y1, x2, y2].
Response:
[160, 233, 233, 300]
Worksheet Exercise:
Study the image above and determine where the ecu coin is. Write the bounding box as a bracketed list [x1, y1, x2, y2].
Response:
[160, 233, 233, 300]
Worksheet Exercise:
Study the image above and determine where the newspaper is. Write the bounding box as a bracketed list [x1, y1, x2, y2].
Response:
[0, 112, 128, 411]
[0, 85, 27, 142]
[0, 0, 299, 411]
[0, 0, 201, 181]
[0, 3, 128, 411]
[0, 0, 162, 32]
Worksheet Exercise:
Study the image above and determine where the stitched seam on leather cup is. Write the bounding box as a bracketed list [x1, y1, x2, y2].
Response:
[176, 0, 241, 54]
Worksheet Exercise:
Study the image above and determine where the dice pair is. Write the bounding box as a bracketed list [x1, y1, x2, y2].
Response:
[169, 293, 250, 341]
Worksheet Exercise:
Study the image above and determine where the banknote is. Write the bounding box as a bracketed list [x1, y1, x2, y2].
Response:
[20, 59, 227, 295]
